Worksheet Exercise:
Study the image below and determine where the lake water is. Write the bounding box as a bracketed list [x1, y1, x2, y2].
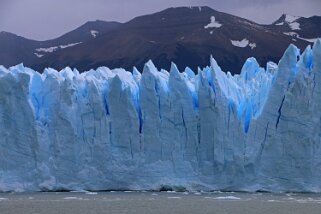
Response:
[1, 191, 321, 214]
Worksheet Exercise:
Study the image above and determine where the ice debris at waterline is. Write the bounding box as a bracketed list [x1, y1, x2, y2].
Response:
[0, 41, 321, 192]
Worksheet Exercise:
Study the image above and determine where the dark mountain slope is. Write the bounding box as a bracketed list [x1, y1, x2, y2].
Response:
[1, 7, 319, 74]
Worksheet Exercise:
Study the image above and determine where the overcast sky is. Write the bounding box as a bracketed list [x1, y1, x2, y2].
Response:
[0, 0, 320, 40]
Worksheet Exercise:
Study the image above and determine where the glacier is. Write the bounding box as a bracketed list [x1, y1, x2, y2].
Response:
[0, 41, 321, 192]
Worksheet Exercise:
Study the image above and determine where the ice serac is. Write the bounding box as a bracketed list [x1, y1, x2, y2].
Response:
[140, 61, 163, 162]
[0, 41, 321, 192]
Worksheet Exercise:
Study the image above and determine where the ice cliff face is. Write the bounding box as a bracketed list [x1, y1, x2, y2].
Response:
[0, 41, 321, 192]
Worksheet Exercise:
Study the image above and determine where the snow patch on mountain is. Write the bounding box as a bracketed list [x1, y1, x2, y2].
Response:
[283, 32, 320, 43]
[35, 42, 82, 54]
[60, 42, 82, 49]
[204, 16, 222, 29]
[284, 32, 299, 37]
[231, 39, 256, 49]
[249, 43, 256, 49]
[34, 53, 44, 58]
[284, 14, 300, 23]
[275, 22, 284, 26]
[280, 14, 301, 30]
[289, 22, 301, 30]
[36, 46, 59, 53]
[231, 39, 249, 48]
[90, 30, 99, 38]
[275, 14, 301, 30]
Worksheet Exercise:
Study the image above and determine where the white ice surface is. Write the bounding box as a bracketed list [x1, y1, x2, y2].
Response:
[0, 41, 321, 192]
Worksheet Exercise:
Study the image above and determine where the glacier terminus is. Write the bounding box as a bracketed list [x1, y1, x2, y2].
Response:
[0, 41, 321, 192]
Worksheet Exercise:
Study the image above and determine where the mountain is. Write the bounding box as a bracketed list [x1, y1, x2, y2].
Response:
[1, 41, 321, 192]
[43, 20, 121, 46]
[271, 14, 321, 39]
[1, 6, 320, 73]
[0, 31, 40, 67]
[0, 20, 121, 68]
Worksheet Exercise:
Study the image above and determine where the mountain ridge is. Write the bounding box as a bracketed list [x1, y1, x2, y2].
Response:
[0, 6, 320, 73]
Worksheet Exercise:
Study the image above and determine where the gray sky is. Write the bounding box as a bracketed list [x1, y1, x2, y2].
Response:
[0, 0, 320, 41]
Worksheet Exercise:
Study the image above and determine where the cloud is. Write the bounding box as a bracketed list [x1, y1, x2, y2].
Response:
[0, 0, 320, 40]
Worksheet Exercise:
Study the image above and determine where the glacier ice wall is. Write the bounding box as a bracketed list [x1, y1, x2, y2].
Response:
[0, 41, 321, 192]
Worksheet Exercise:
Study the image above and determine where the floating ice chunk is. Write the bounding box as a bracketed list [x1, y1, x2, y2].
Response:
[214, 196, 241, 200]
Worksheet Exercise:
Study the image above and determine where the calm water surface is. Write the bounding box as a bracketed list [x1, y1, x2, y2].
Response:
[1, 191, 321, 214]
